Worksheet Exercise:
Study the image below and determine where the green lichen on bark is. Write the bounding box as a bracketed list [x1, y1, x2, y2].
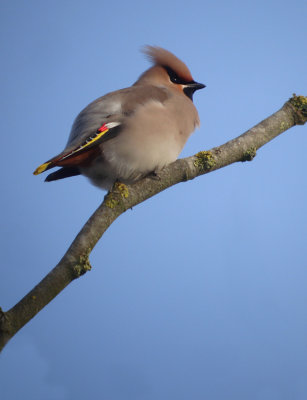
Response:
[114, 182, 129, 198]
[105, 182, 129, 209]
[241, 147, 257, 162]
[73, 255, 92, 277]
[280, 121, 291, 131]
[289, 94, 307, 112]
[289, 94, 307, 124]
[194, 151, 216, 171]
[105, 194, 119, 209]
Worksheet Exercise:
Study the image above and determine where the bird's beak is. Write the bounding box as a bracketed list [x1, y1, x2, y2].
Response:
[183, 81, 206, 100]
[187, 82, 206, 91]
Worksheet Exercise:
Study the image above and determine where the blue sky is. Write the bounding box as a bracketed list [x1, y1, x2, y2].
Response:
[0, 1, 306, 399]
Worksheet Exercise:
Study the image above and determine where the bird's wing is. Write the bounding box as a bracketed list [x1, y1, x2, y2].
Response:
[33, 86, 169, 175]
[33, 121, 121, 175]
[66, 86, 169, 146]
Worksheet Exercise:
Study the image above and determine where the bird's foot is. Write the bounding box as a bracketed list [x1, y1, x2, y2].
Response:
[147, 170, 161, 181]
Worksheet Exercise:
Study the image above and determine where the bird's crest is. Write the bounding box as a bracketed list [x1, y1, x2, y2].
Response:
[142, 46, 193, 82]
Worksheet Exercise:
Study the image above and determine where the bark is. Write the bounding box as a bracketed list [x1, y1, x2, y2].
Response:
[0, 94, 306, 352]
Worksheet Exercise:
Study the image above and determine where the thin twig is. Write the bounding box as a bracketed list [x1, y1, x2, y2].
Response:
[0, 94, 306, 351]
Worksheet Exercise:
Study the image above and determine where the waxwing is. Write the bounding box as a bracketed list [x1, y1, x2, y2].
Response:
[34, 46, 205, 189]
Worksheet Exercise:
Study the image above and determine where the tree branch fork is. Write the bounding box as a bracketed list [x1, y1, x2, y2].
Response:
[0, 94, 306, 351]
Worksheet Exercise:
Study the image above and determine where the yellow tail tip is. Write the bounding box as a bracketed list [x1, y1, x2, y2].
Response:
[33, 162, 51, 175]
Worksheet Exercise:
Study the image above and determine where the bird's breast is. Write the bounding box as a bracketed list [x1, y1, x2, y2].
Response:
[101, 97, 198, 180]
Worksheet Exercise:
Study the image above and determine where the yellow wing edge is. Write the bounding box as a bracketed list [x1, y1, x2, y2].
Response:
[33, 124, 110, 176]
[33, 162, 51, 175]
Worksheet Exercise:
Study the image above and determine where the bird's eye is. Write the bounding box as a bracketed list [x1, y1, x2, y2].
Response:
[164, 66, 185, 84]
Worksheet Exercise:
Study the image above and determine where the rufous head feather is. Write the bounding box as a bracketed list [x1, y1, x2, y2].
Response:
[142, 45, 193, 82]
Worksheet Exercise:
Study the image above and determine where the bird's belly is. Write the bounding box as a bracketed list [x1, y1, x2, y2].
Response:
[104, 101, 192, 179]
[103, 128, 183, 181]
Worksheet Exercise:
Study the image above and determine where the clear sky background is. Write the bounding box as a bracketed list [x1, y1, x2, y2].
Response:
[0, 1, 306, 399]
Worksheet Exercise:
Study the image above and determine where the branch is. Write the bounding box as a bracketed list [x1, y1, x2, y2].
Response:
[1, 94, 306, 351]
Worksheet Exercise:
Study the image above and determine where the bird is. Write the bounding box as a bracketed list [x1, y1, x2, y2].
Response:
[33, 46, 205, 190]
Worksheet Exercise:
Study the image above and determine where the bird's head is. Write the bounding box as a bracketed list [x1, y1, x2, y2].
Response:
[135, 46, 205, 100]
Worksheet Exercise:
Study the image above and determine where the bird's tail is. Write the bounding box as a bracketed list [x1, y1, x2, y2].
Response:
[45, 167, 81, 182]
